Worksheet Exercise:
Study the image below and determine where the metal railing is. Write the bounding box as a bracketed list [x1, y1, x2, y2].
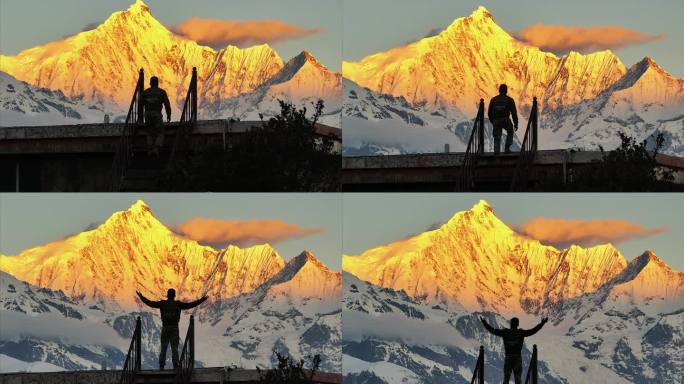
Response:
[168, 67, 198, 173]
[470, 345, 485, 384]
[524, 344, 539, 384]
[118, 316, 142, 384]
[110, 69, 144, 191]
[458, 99, 485, 191]
[510, 97, 539, 191]
[175, 315, 195, 384]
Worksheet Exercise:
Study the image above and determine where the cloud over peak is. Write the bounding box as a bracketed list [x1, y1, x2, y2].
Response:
[516, 217, 668, 248]
[173, 18, 322, 49]
[516, 24, 664, 54]
[174, 217, 325, 248]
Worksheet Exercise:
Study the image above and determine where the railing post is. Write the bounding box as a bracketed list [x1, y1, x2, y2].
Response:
[531, 97, 538, 152]
[136, 69, 145, 125]
[135, 316, 141, 372]
[477, 99, 484, 154]
[478, 345, 484, 384]
[191, 68, 198, 122]
[532, 344, 538, 384]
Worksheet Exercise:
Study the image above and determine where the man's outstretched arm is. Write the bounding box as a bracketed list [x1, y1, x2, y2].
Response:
[136, 291, 161, 308]
[522, 317, 548, 337]
[180, 295, 208, 310]
[480, 317, 505, 337]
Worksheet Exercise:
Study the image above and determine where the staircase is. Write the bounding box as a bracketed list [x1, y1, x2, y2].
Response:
[110, 68, 198, 192]
[457, 97, 540, 191]
[469, 345, 539, 384]
[119, 316, 195, 384]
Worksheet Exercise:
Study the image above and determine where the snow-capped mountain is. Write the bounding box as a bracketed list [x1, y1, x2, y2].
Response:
[195, 251, 342, 372]
[0, 0, 340, 126]
[342, 78, 518, 155]
[0, 71, 118, 126]
[207, 51, 342, 127]
[542, 57, 684, 156]
[342, 6, 684, 156]
[0, 200, 284, 310]
[342, 201, 684, 383]
[343, 200, 627, 315]
[0, 201, 341, 373]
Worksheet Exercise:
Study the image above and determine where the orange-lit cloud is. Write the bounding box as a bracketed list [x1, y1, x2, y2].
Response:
[174, 218, 325, 248]
[516, 217, 667, 248]
[173, 18, 321, 48]
[516, 24, 664, 54]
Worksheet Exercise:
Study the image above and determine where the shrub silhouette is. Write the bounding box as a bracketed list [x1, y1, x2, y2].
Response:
[256, 352, 321, 383]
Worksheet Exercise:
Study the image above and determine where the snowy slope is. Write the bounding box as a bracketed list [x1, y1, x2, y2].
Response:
[0, 71, 118, 126]
[1, 252, 342, 372]
[342, 78, 520, 155]
[342, 6, 684, 157]
[207, 51, 342, 128]
[343, 255, 683, 383]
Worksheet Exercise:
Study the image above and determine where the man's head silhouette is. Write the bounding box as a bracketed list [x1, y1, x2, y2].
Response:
[150, 76, 159, 88]
[167, 288, 175, 300]
[499, 83, 508, 95]
[510, 317, 519, 329]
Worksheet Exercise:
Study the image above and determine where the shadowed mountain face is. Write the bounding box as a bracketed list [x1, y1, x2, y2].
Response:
[342, 7, 684, 156]
[0, 201, 342, 372]
[0, 1, 342, 126]
[342, 201, 684, 383]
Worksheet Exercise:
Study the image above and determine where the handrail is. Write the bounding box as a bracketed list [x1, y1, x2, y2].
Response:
[118, 316, 142, 384]
[110, 69, 144, 191]
[168, 67, 198, 174]
[524, 344, 538, 384]
[470, 345, 485, 384]
[509, 97, 538, 191]
[458, 99, 485, 191]
[175, 315, 195, 384]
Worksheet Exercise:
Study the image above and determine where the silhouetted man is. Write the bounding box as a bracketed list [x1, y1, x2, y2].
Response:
[136, 289, 207, 370]
[488, 84, 518, 154]
[141, 76, 171, 157]
[480, 316, 548, 384]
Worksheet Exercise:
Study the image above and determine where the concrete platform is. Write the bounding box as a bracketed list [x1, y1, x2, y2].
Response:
[342, 150, 684, 191]
[0, 368, 342, 384]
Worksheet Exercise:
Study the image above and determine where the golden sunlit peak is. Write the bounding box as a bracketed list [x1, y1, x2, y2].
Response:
[470, 199, 494, 214]
[128, 199, 151, 213]
[470, 6, 493, 20]
[129, 0, 150, 13]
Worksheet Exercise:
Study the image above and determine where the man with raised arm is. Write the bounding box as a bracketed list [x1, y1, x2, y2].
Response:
[136, 289, 208, 370]
[480, 316, 548, 384]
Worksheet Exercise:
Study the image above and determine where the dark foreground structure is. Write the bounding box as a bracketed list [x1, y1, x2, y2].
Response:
[0, 120, 340, 191]
[342, 150, 684, 191]
[0, 368, 342, 384]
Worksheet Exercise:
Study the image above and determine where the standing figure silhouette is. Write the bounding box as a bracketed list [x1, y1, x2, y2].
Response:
[141, 76, 171, 157]
[136, 289, 207, 370]
[480, 316, 547, 384]
[487, 84, 518, 154]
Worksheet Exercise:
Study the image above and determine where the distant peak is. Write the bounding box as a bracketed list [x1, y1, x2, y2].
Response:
[128, 0, 150, 14]
[470, 199, 494, 215]
[470, 6, 493, 20]
[128, 199, 151, 214]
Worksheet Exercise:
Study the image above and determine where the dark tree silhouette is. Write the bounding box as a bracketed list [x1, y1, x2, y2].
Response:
[257, 352, 321, 383]
[163, 100, 339, 191]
